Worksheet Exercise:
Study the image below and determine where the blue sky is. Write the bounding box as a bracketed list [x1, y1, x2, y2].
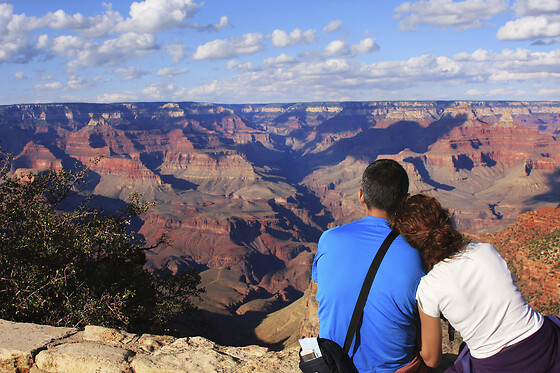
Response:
[1, 0, 559, 104]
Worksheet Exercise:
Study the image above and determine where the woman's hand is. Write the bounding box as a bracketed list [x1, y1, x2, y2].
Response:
[417, 303, 442, 368]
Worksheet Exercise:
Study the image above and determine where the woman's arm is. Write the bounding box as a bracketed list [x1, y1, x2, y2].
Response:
[417, 303, 442, 368]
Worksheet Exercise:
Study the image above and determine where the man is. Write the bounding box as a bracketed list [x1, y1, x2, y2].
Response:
[312, 159, 426, 372]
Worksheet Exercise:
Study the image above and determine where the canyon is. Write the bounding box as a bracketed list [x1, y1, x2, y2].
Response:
[2, 207, 558, 373]
[1, 100, 559, 345]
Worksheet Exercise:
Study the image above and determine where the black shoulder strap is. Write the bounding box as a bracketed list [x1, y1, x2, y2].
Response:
[342, 230, 399, 356]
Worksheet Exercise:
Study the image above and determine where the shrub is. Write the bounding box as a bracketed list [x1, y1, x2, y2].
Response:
[526, 229, 560, 269]
[0, 150, 202, 334]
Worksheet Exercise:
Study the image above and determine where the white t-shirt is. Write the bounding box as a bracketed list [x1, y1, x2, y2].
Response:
[416, 242, 543, 359]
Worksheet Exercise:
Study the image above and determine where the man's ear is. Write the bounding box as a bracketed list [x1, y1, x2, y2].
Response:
[359, 189, 366, 206]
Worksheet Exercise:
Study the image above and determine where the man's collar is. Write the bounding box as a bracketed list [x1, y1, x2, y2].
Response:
[365, 206, 389, 219]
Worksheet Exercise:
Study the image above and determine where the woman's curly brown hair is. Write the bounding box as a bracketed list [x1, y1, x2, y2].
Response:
[390, 194, 468, 271]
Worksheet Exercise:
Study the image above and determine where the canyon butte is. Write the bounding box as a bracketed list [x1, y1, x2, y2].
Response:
[1, 100, 559, 347]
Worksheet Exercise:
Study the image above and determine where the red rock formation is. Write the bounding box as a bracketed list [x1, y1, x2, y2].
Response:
[1, 100, 560, 320]
[12, 142, 62, 172]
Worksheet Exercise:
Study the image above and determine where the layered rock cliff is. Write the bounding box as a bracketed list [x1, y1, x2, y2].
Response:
[0, 100, 559, 344]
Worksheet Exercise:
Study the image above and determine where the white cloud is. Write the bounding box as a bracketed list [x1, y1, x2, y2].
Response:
[14, 71, 24, 80]
[42, 10, 89, 30]
[538, 87, 560, 96]
[179, 59, 367, 103]
[324, 38, 379, 57]
[465, 89, 484, 96]
[488, 87, 527, 97]
[40, 5, 122, 38]
[0, 3, 43, 63]
[51, 35, 86, 57]
[180, 14, 229, 32]
[67, 32, 158, 70]
[33, 75, 99, 91]
[183, 80, 220, 97]
[193, 15, 230, 32]
[97, 91, 142, 103]
[395, 0, 508, 31]
[471, 48, 491, 61]
[0, 0, 224, 70]
[177, 45, 560, 103]
[490, 70, 560, 81]
[352, 37, 380, 55]
[192, 33, 264, 60]
[162, 43, 187, 63]
[116, 0, 200, 33]
[269, 28, 317, 47]
[0, 3, 124, 66]
[66, 75, 100, 90]
[142, 82, 181, 99]
[75, 8, 123, 38]
[495, 0, 560, 42]
[324, 40, 350, 57]
[226, 60, 255, 71]
[3, 0, 560, 104]
[497, 15, 560, 41]
[215, 15, 230, 31]
[36, 34, 50, 49]
[157, 67, 189, 77]
[263, 53, 296, 66]
[111, 67, 150, 81]
[452, 48, 560, 86]
[494, 48, 560, 73]
[35, 81, 64, 90]
[513, 0, 560, 16]
[296, 59, 353, 76]
[324, 20, 343, 33]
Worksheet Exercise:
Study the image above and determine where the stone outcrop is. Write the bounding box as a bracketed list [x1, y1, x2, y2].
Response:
[0, 320, 300, 373]
[480, 207, 560, 315]
[0, 321, 75, 373]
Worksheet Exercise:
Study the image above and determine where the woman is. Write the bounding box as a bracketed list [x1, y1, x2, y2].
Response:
[390, 194, 560, 372]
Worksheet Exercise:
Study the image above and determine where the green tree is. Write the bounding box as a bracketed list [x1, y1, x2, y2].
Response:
[0, 150, 202, 334]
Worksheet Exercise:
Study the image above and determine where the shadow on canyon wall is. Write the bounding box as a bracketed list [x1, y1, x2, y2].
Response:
[527, 168, 560, 207]
[172, 302, 296, 351]
[291, 113, 469, 181]
[219, 108, 469, 188]
[403, 156, 455, 191]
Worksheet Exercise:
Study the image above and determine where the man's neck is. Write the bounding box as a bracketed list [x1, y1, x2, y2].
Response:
[365, 206, 389, 219]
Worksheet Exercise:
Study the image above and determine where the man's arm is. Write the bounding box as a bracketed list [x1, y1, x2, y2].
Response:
[417, 303, 442, 368]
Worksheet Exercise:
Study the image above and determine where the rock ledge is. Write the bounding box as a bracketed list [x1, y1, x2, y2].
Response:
[0, 320, 299, 373]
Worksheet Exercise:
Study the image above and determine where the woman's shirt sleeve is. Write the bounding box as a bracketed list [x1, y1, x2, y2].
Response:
[416, 275, 442, 318]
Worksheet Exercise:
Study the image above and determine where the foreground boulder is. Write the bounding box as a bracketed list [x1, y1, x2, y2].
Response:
[0, 320, 300, 373]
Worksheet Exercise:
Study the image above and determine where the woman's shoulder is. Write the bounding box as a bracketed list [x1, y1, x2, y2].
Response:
[461, 242, 500, 259]
[418, 243, 498, 294]
[448, 241, 495, 257]
[425, 242, 496, 272]
[424, 242, 509, 283]
[465, 241, 497, 250]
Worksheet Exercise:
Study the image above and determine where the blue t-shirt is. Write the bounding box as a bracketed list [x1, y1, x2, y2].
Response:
[312, 216, 425, 373]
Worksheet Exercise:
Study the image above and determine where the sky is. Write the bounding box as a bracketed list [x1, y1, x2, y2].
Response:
[1, 0, 559, 105]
